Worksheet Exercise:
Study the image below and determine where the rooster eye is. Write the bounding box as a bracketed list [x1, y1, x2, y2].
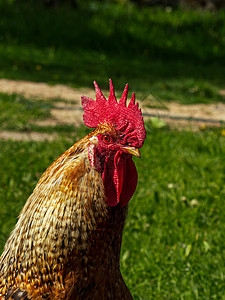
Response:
[103, 134, 111, 144]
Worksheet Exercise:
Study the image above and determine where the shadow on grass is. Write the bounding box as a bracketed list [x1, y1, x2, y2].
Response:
[0, 2, 224, 103]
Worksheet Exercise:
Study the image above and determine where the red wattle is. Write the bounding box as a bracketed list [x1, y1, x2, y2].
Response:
[102, 152, 137, 207]
[119, 156, 137, 207]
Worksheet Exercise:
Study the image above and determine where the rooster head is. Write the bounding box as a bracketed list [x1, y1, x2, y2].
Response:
[81, 80, 146, 207]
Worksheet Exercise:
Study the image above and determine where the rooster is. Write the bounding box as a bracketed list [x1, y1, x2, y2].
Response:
[0, 79, 146, 299]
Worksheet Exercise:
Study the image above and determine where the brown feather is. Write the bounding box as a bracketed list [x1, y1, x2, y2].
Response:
[0, 125, 132, 299]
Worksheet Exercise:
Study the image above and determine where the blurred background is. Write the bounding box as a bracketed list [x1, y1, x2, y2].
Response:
[0, 0, 225, 299]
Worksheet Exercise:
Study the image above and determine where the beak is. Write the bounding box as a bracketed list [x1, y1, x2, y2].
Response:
[121, 146, 141, 158]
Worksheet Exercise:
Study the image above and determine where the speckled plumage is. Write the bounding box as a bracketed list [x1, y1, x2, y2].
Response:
[0, 80, 146, 299]
[0, 127, 131, 299]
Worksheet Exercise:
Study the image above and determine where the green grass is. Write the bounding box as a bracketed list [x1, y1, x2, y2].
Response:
[0, 92, 81, 134]
[123, 126, 225, 299]
[0, 126, 225, 299]
[0, 93, 53, 130]
[0, 2, 224, 104]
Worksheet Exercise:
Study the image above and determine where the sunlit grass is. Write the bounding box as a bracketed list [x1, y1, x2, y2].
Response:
[0, 93, 53, 130]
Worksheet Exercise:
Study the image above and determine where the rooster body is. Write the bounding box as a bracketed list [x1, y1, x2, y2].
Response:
[0, 81, 146, 299]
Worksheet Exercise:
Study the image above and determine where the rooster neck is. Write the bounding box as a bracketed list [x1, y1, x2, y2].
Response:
[0, 142, 129, 298]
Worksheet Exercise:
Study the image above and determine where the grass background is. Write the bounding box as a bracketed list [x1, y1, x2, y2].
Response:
[0, 2, 225, 104]
[0, 2, 225, 299]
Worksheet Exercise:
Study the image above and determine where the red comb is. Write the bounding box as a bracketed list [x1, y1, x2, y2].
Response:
[81, 79, 146, 148]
